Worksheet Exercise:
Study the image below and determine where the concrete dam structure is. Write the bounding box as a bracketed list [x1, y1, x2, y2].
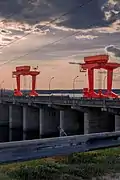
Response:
[0, 55, 119, 142]
[0, 96, 120, 142]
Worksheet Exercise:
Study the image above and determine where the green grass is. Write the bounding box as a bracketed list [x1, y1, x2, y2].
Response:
[0, 173, 16, 180]
[1, 148, 120, 180]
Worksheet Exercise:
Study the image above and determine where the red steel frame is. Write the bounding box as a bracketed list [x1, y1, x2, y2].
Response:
[80, 55, 120, 98]
[12, 66, 40, 96]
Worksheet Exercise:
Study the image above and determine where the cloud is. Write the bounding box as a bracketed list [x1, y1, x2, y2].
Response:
[0, 19, 51, 49]
[105, 44, 120, 57]
[0, 0, 119, 41]
[75, 34, 98, 40]
[0, 0, 114, 29]
[34, 0, 120, 35]
[0, 0, 120, 63]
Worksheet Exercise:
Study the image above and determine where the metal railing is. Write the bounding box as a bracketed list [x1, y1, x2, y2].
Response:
[1, 95, 120, 108]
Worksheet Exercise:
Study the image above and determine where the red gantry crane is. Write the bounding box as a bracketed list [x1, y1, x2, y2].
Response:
[12, 66, 40, 96]
[69, 55, 120, 98]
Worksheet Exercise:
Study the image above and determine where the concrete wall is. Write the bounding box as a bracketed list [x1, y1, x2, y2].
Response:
[0, 104, 9, 126]
[23, 106, 39, 140]
[60, 109, 84, 136]
[39, 107, 60, 138]
[23, 106, 39, 131]
[0, 102, 118, 142]
[115, 115, 120, 131]
[0, 104, 9, 142]
[9, 105, 23, 129]
[84, 108, 115, 134]
[9, 105, 23, 141]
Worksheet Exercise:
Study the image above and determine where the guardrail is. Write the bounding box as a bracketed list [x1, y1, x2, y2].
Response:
[1, 95, 120, 108]
[0, 131, 120, 164]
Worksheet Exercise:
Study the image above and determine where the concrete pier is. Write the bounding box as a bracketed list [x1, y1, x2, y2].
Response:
[23, 106, 39, 140]
[84, 109, 115, 134]
[0, 104, 9, 142]
[39, 107, 60, 138]
[9, 105, 23, 129]
[60, 110, 84, 136]
[115, 115, 120, 131]
[0, 104, 9, 126]
[9, 105, 23, 141]
[0, 95, 119, 142]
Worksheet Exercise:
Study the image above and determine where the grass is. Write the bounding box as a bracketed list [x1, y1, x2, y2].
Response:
[1, 148, 120, 179]
[0, 173, 17, 180]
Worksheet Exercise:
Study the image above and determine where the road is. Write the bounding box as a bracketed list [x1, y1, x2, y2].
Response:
[0, 131, 120, 164]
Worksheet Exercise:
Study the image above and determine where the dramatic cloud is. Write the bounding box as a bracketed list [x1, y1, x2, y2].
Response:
[0, 0, 119, 43]
[0, 0, 120, 89]
[0, 0, 120, 62]
[105, 45, 120, 57]
[0, 0, 116, 29]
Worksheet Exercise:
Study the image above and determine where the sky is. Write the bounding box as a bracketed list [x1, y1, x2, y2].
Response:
[0, 0, 120, 90]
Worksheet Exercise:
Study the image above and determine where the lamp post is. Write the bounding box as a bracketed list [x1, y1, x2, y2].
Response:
[0, 80, 4, 89]
[73, 76, 79, 98]
[73, 76, 79, 90]
[0, 80, 4, 96]
[49, 76, 54, 90]
[103, 76, 107, 89]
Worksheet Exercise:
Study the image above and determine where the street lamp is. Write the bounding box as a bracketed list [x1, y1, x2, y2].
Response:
[49, 76, 54, 90]
[103, 76, 107, 89]
[0, 80, 4, 96]
[73, 76, 79, 90]
[0, 80, 4, 89]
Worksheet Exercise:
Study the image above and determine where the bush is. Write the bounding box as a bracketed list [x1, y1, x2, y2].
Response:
[1, 148, 120, 180]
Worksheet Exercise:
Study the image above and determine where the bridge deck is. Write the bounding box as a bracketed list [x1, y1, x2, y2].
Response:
[1, 95, 120, 108]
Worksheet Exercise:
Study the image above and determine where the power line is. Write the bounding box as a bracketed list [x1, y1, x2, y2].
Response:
[1, 18, 101, 67]
[0, 19, 98, 68]
[0, 0, 94, 51]
[0, 30, 80, 67]
[0, 0, 96, 67]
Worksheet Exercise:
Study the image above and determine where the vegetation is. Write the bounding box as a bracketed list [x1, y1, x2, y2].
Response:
[0, 173, 16, 180]
[1, 148, 120, 179]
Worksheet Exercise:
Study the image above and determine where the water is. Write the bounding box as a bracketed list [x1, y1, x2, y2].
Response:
[0, 128, 59, 142]
[23, 130, 39, 140]
[0, 126, 9, 142]
[0, 126, 40, 142]
[9, 128, 23, 141]
[0, 114, 84, 142]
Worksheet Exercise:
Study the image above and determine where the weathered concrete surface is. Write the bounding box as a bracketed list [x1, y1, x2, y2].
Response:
[0, 104, 9, 126]
[0, 104, 9, 142]
[115, 115, 120, 131]
[23, 106, 39, 140]
[39, 107, 60, 138]
[9, 105, 23, 129]
[23, 106, 39, 131]
[60, 110, 84, 136]
[84, 108, 115, 134]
